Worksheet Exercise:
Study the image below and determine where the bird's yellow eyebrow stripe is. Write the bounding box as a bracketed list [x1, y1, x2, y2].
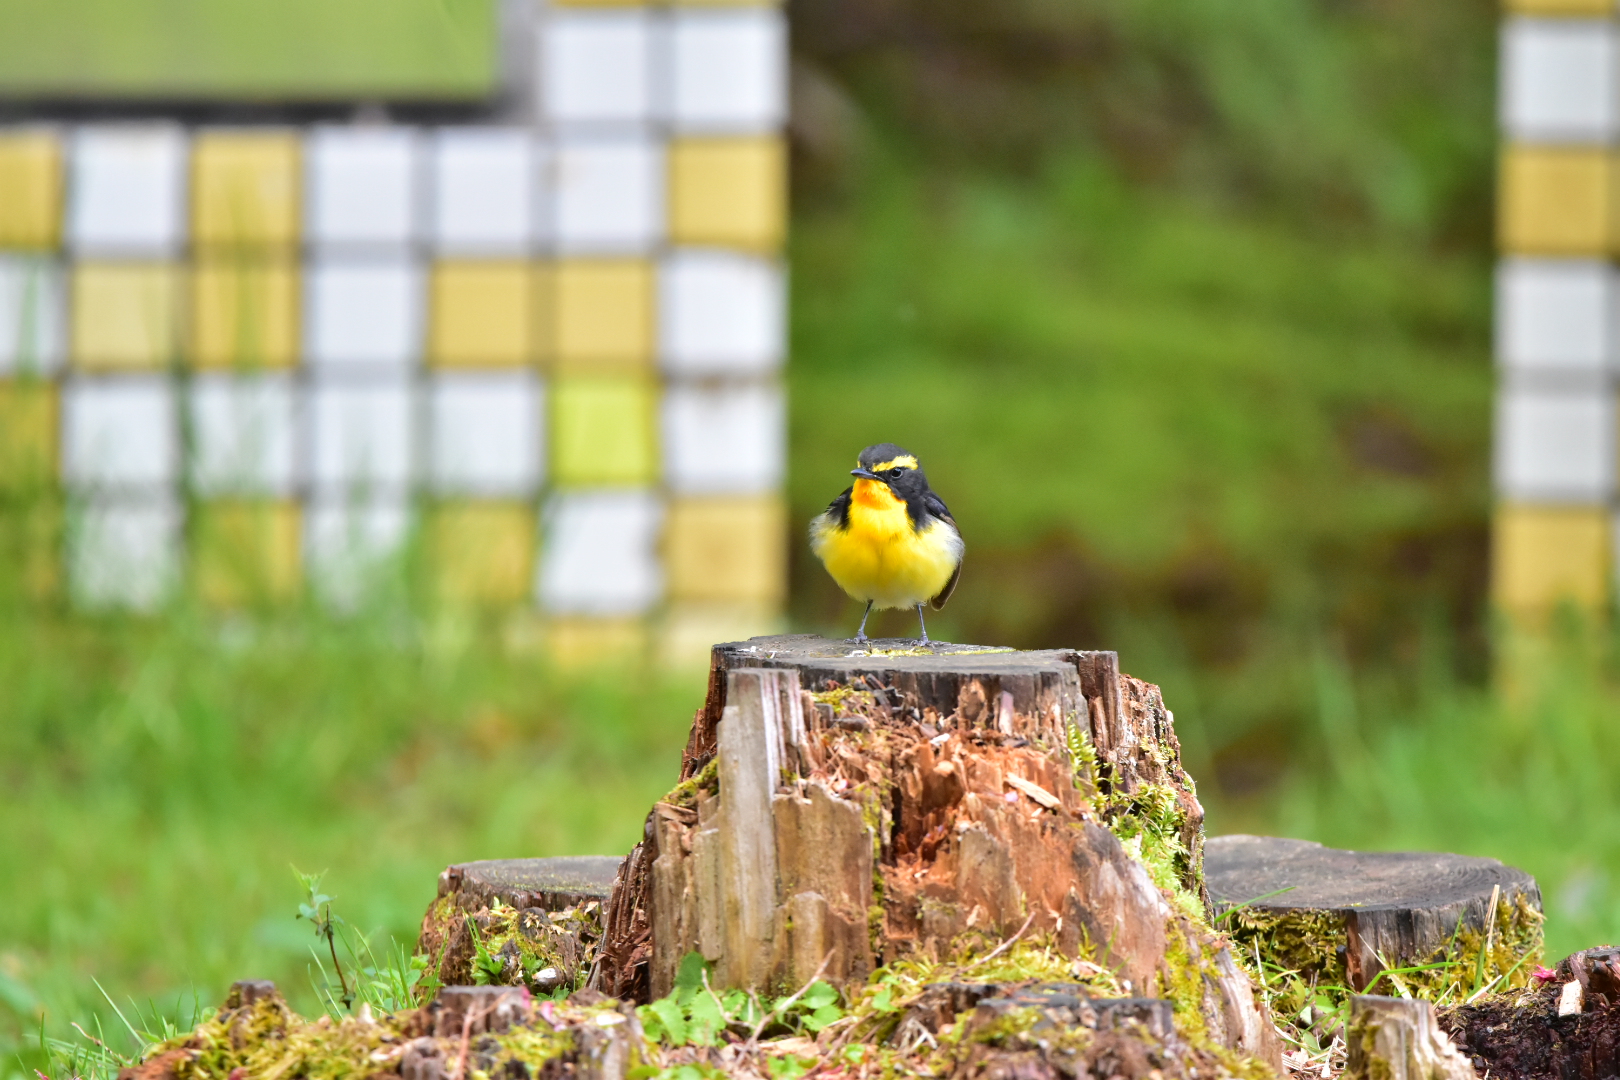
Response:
[865, 456, 918, 471]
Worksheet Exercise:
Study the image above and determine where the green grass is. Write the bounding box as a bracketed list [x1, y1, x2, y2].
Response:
[0, 599, 697, 1076]
[0, 0, 496, 98]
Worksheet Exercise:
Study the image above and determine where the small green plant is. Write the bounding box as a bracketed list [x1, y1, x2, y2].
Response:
[293, 868, 434, 1017]
[635, 953, 844, 1050]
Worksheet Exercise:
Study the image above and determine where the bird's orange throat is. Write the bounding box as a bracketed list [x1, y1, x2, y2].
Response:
[852, 478, 905, 512]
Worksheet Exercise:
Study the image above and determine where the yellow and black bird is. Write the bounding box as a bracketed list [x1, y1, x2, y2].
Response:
[810, 443, 964, 644]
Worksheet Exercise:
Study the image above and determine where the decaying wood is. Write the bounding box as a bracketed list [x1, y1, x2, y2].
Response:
[1440, 947, 1620, 1080]
[1346, 996, 1477, 1080]
[1207, 835, 1542, 992]
[595, 635, 1280, 1069]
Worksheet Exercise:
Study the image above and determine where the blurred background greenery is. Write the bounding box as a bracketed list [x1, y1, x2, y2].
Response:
[10, 0, 1620, 1075]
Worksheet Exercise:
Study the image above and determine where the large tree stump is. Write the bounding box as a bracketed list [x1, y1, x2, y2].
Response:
[1206, 835, 1543, 993]
[593, 635, 1280, 1068]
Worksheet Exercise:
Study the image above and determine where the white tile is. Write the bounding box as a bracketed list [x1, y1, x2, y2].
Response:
[430, 128, 538, 254]
[308, 377, 415, 494]
[0, 255, 64, 376]
[67, 126, 186, 255]
[554, 136, 663, 253]
[660, 250, 784, 375]
[671, 10, 787, 133]
[187, 374, 298, 496]
[1497, 259, 1619, 372]
[662, 382, 783, 494]
[1495, 387, 1614, 501]
[305, 495, 411, 607]
[63, 376, 177, 490]
[305, 257, 424, 370]
[1502, 17, 1620, 143]
[538, 490, 663, 614]
[306, 126, 420, 249]
[70, 499, 181, 610]
[428, 371, 543, 496]
[541, 11, 655, 125]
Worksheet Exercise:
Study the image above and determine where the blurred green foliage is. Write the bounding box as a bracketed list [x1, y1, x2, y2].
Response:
[787, 0, 1498, 791]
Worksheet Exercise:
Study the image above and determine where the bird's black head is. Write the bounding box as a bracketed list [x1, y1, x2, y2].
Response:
[851, 443, 930, 497]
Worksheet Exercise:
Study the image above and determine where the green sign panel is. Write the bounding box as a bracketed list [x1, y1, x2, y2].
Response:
[0, 0, 497, 100]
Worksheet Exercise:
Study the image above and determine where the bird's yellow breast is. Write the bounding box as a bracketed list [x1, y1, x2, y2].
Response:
[811, 480, 962, 610]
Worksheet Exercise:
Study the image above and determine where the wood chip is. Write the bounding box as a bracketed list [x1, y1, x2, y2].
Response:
[1559, 979, 1584, 1016]
[1005, 774, 1062, 810]
[653, 802, 697, 824]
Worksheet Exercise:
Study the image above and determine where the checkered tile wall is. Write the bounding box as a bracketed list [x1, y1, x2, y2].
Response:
[0, 0, 787, 665]
[1495, 0, 1620, 618]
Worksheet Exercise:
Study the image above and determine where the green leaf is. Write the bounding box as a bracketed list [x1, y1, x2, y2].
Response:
[801, 981, 838, 1011]
[870, 986, 896, 1013]
[767, 1055, 814, 1080]
[674, 952, 709, 993]
[803, 1003, 843, 1032]
[646, 996, 689, 1046]
[687, 990, 725, 1046]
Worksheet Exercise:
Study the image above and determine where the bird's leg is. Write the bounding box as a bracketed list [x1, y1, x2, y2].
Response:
[915, 603, 930, 645]
[852, 600, 875, 644]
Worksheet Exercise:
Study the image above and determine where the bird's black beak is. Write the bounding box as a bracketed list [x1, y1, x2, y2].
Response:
[851, 468, 881, 481]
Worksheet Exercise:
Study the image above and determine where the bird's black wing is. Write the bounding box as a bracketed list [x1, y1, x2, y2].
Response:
[823, 486, 853, 529]
[924, 491, 963, 610]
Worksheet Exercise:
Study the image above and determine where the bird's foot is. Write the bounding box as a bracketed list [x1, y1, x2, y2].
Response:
[849, 631, 870, 645]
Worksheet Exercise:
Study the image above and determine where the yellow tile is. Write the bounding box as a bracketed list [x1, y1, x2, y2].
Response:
[0, 132, 62, 250]
[71, 262, 182, 370]
[659, 602, 781, 669]
[190, 256, 299, 369]
[192, 132, 301, 251]
[1498, 146, 1620, 256]
[192, 499, 303, 606]
[1504, 0, 1612, 12]
[669, 138, 786, 251]
[551, 377, 658, 485]
[666, 496, 786, 602]
[545, 617, 649, 669]
[0, 493, 62, 601]
[553, 260, 653, 373]
[428, 501, 537, 604]
[0, 379, 57, 492]
[1493, 504, 1610, 615]
[429, 261, 536, 368]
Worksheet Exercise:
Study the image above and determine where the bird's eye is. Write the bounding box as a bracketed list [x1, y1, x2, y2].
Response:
[889, 468, 905, 479]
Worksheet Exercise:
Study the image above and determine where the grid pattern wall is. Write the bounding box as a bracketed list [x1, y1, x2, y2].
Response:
[0, 0, 787, 665]
[1495, 0, 1620, 616]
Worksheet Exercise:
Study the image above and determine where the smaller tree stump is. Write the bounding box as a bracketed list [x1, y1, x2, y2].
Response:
[1346, 996, 1477, 1080]
[417, 856, 622, 990]
[1206, 835, 1543, 992]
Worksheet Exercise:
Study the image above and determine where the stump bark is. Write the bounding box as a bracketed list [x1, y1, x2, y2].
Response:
[1206, 835, 1543, 993]
[592, 635, 1280, 1068]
